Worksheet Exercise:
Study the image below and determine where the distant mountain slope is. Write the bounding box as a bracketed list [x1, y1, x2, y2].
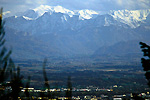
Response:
[3, 5, 150, 60]
[93, 40, 142, 56]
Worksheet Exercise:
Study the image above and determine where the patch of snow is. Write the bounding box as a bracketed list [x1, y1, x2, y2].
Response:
[15, 16, 18, 18]
[78, 9, 99, 20]
[23, 16, 33, 20]
[104, 17, 110, 26]
[61, 15, 68, 22]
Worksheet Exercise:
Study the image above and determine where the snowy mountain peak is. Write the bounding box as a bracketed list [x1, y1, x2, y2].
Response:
[78, 9, 99, 20]
[110, 9, 150, 28]
[33, 5, 74, 17]
[32, 5, 99, 20]
[53, 6, 75, 16]
[33, 5, 52, 16]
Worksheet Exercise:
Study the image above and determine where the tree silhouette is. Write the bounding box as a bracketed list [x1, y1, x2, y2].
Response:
[139, 42, 150, 86]
[9, 62, 23, 100]
[0, 8, 24, 100]
[66, 76, 72, 100]
[0, 8, 12, 100]
[42, 58, 52, 99]
[0, 8, 11, 84]
[25, 76, 31, 99]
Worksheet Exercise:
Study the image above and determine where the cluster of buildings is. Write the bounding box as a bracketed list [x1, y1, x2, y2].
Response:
[1, 83, 150, 100]
[19, 87, 150, 100]
[17, 92, 150, 100]
[20, 86, 113, 93]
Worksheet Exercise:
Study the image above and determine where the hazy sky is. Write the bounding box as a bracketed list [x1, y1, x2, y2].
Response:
[0, 0, 150, 15]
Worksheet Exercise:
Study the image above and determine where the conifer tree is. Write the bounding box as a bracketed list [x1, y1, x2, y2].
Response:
[43, 58, 51, 99]
[0, 8, 12, 99]
[0, 8, 23, 100]
[0, 8, 11, 84]
[66, 76, 72, 100]
[140, 42, 150, 86]
[9, 60, 23, 100]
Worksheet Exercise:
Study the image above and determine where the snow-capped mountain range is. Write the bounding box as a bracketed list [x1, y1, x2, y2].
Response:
[15, 5, 100, 20]
[5, 5, 150, 34]
[3, 5, 150, 60]
[11, 5, 150, 28]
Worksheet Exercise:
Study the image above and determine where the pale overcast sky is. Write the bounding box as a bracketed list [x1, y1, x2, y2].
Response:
[0, 0, 150, 15]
